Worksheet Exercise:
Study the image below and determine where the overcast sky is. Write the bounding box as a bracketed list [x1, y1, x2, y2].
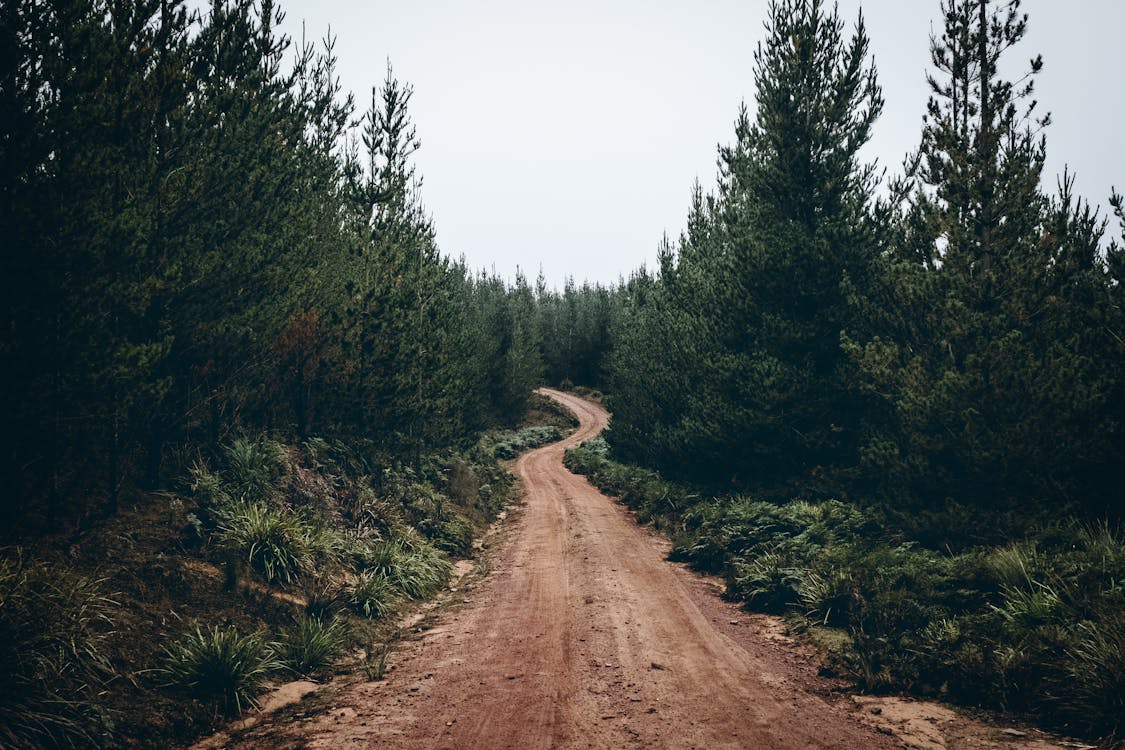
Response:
[273, 0, 1124, 288]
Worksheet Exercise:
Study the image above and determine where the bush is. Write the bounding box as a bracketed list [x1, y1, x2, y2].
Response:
[729, 552, 804, 612]
[215, 502, 314, 584]
[366, 532, 451, 600]
[157, 625, 278, 714]
[798, 566, 854, 626]
[1061, 614, 1125, 740]
[188, 459, 232, 509]
[346, 571, 399, 619]
[0, 553, 117, 749]
[224, 437, 287, 499]
[492, 425, 563, 459]
[276, 615, 347, 676]
[560, 439, 1125, 743]
[433, 517, 473, 556]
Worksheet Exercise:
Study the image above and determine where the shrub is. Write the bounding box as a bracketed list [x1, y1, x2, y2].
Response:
[0, 553, 117, 749]
[798, 566, 855, 626]
[1060, 614, 1125, 740]
[157, 625, 278, 714]
[346, 571, 399, 619]
[189, 459, 231, 508]
[334, 524, 382, 570]
[492, 425, 563, 459]
[433, 517, 473, 556]
[276, 615, 347, 676]
[215, 502, 314, 584]
[367, 532, 451, 600]
[224, 437, 286, 499]
[730, 552, 804, 612]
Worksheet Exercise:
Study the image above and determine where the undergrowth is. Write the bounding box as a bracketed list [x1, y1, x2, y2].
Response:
[565, 438, 1125, 743]
[156, 625, 279, 714]
[2, 418, 530, 747]
[489, 425, 564, 460]
[0, 552, 118, 749]
[276, 615, 348, 676]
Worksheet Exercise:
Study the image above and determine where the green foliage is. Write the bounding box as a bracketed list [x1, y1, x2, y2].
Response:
[847, 1, 1122, 515]
[433, 517, 474, 556]
[0, 0, 544, 530]
[365, 532, 452, 601]
[570, 438, 1125, 741]
[730, 552, 804, 613]
[491, 425, 564, 459]
[0, 553, 118, 749]
[224, 438, 287, 500]
[156, 625, 278, 715]
[188, 460, 232, 511]
[215, 502, 315, 584]
[536, 277, 617, 389]
[573, 1, 1121, 736]
[346, 570, 400, 620]
[1061, 615, 1125, 739]
[607, 0, 885, 489]
[276, 615, 348, 676]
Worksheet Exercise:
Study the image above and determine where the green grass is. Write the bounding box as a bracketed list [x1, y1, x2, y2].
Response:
[276, 615, 348, 676]
[0, 552, 118, 749]
[564, 439, 1125, 743]
[346, 570, 400, 619]
[215, 502, 314, 584]
[156, 625, 278, 714]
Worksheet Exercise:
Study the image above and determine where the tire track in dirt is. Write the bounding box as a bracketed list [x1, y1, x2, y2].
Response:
[220, 389, 901, 749]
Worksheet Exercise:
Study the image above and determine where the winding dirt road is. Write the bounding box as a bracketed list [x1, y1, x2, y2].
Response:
[219, 388, 909, 749]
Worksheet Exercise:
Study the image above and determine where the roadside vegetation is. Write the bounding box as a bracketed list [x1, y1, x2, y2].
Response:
[566, 439, 1125, 741]
[489, 425, 565, 460]
[1, 0, 561, 745]
[550, 0, 1124, 743]
[0, 420, 539, 748]
[3, 0, 1122, 745]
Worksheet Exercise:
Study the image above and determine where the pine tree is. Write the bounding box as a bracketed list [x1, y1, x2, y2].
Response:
[853, 0, 1122, 516]
[646, 0, 885, 489]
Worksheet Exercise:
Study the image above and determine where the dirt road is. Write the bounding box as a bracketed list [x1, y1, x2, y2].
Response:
[214, 388, 911, 750]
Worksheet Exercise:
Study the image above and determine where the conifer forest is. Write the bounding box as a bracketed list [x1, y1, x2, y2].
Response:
[1, 0, 1123, 747]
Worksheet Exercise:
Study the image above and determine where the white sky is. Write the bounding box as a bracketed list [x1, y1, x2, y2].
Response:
[274, 0, 1125, 287]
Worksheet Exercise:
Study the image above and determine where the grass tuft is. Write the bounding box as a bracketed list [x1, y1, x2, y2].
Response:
[156, 625, 277, 715]
[1060, 614, 1125, 740]
[346, 571, 399, 619]
[366, 532, 451, 600]
[223, 437, 286, 499]
[276, 615, 347, 676]
[0, 552, 118, 749]
[215, 502, 313, 584]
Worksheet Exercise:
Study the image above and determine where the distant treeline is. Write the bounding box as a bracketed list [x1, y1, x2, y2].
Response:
[549, 0, 1124, 531]
[0, 0, 545, 531]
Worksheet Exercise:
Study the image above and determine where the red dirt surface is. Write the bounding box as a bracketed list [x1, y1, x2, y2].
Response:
[206, 389, 1067, 750]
